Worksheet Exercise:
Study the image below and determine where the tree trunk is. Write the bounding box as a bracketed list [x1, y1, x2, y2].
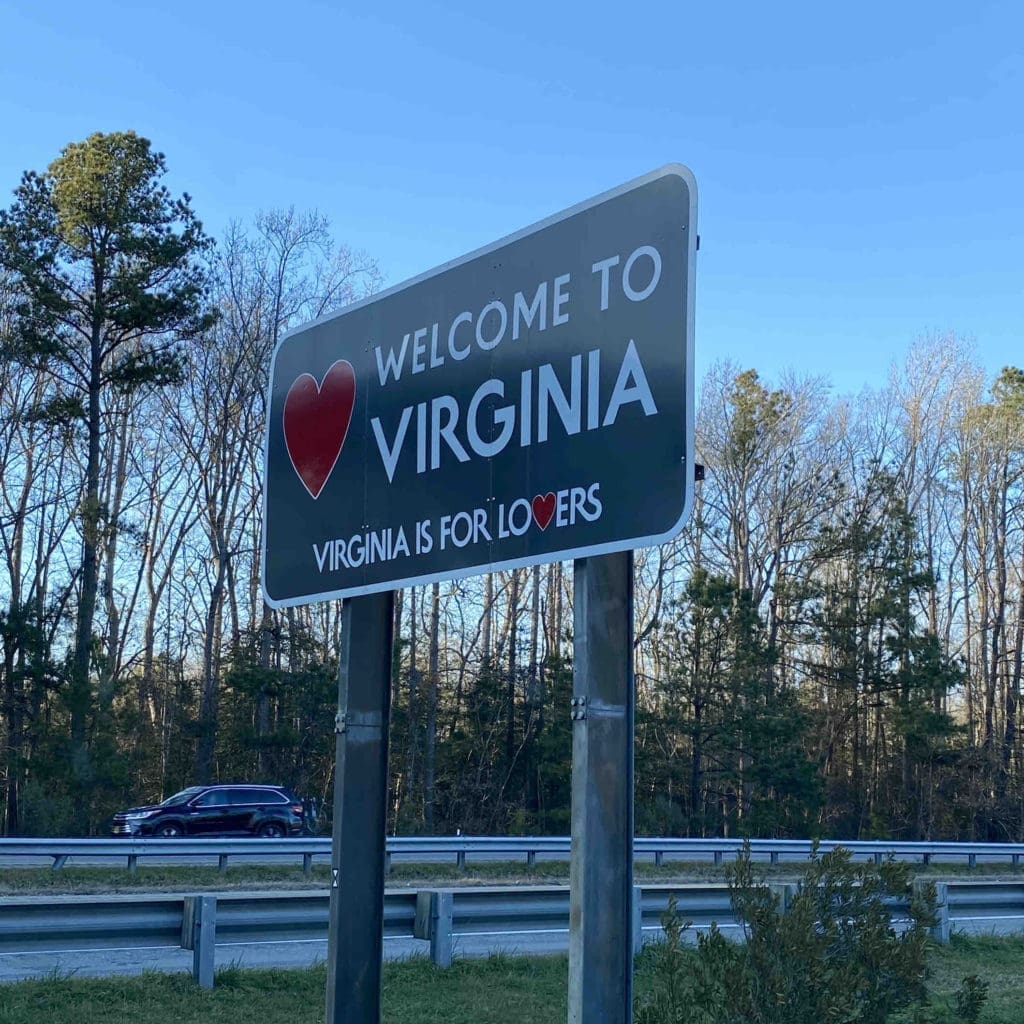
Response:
[1, 409, 35, 836]
[195, 556, 227, 783]
[528, 565, 541, 705]
[1002, 552, 1024, 806]
[99, 401, 131, 713]
[68, 322, 104, 831]
[506, 570, 520, 769]
[482, 573, 493, 664]
[405, 587, 419, 821]
[2, 616, 23, 835]
[424, 582, 440, 829]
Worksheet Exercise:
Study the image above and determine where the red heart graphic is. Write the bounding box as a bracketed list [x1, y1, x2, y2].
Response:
[282, 360, 356, 499]
[532, 492, 556, 530]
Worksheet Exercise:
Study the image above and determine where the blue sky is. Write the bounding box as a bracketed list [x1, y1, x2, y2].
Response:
[1, 0, 1020, 395]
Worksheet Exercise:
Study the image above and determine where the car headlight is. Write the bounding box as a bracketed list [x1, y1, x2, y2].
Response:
[125, 810, 158, 820]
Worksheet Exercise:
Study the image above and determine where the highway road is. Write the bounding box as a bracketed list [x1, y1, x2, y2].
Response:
[4, 912, 1024, 984]
[0, 931, 573, 983]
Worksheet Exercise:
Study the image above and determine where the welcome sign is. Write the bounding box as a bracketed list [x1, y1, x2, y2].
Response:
[261, 165, 696, 607]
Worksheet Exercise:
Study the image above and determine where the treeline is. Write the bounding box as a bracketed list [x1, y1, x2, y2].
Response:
[1, 132, 1022, 840]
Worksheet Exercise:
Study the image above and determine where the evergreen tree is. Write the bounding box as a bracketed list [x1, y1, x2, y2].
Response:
[640, 569, 820, 837]
[0, 131, 214, 830]
[799, 469, 963, 837]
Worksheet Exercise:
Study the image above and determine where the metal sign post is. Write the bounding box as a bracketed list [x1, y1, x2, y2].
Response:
[325, 590, 394, 1024]
[569, 551, 635, 1023]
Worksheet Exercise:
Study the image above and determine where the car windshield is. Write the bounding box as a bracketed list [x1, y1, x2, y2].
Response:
[160, 786, 205, 806]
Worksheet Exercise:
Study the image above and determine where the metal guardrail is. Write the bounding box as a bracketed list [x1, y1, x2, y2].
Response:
[411, 884, 750, 966]
[2, 880, 1024, 987]
[0, 837, 331, 874]
[0, 889, 418, 989]
[2, 835, 1024, 873]
[0, 892, 187, 954]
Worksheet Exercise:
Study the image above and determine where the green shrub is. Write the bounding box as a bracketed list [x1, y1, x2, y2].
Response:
[953, 975, 989, 1022]
[634, 896, 723, 1024]
[636, 843, 975, 1024]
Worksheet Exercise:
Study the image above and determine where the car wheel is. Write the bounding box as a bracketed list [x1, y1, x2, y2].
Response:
[258, 821, 286, 839]
[156, 822, 183, 837]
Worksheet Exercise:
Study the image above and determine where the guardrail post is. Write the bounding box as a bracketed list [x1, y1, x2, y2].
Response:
[769, 851, 779, 866]
[632, 885, 643, 955]
[968, 854, 977, 869]
[52, 855, 67, 871]
[456, 849, 466, 871]
[218, 854, 229, 875]
[917, 881, 949, 944]
[769, 883, 797, 913]
[714, 851, 723, 867]
[654, 850, 663, 868]
[415, 890, 454, 967]
[303, 853, 314, 877]
[127, 855, 138, 876]
[1014, 854, 1021, 870]
[527, 850, 537, 868]
[182, 895, 217, 989]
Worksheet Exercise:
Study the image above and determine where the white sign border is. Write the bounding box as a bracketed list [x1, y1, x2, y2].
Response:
[261, 164, 697, 608]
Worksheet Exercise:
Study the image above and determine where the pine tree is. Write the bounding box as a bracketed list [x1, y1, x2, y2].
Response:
[0, 131, 214, 830]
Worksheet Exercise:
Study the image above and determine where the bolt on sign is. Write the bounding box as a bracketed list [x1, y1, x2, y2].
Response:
[261, 165, 696, 607]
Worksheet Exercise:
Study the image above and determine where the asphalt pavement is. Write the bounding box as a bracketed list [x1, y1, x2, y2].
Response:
[0, 932, 573, 983]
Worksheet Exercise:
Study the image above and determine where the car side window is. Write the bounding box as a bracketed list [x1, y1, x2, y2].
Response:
[249, 788, 287, 804]
[229, 788, 266, 805]
[194, 790, 230, 807]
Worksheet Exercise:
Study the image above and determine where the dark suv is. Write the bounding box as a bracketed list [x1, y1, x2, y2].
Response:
[111, 784, 304, 838]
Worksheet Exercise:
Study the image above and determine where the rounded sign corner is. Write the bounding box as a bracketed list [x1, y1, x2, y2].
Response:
[654, 162, 698, 195]
[260, 582, 287, 611]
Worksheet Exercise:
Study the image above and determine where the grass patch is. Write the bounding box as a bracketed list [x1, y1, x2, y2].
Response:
[1, 857, 1020, 895]
[0, 955, 568, 1024]
[0, 861, 572, 895]
[0, 940, 1020, 1023]
[0, 863, 337, 894]
[924, 935, 1024, 1023]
